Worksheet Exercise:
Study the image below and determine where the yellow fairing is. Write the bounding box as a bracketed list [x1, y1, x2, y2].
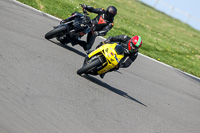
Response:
[88, 43, 124, 75]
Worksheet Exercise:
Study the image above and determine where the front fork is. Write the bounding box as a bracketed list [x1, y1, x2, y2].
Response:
[84, 55, 106, 72]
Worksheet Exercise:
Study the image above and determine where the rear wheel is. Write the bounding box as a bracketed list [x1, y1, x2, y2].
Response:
[45, 26, 69, 39]
[77, 59, 101, 75]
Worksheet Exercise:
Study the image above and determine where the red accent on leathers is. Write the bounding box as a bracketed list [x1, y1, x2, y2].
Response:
[98, 16, 106, 24]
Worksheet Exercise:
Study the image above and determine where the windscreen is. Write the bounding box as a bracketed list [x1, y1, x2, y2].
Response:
[115, 44, 124, 55]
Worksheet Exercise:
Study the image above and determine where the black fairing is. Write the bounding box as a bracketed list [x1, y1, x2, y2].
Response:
[68, 12, 83, 21]
[51, 10, 92, 43]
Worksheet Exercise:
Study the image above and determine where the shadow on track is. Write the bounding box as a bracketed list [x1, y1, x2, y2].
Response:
[83, 75, 147, 107]
[49, 40, 86, 58]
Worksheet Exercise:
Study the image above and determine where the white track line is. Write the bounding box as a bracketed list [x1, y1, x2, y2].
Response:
[13, 0, 200, 81]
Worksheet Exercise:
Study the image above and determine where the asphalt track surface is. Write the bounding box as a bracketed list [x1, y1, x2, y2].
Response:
[0, 0, 200, 133]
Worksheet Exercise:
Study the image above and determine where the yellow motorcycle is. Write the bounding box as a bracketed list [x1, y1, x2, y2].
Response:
[77, 43, 124, 76]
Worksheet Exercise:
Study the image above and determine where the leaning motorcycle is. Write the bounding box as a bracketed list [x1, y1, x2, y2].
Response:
[45, 4, 92, 44]
[77, 43, 125, 76]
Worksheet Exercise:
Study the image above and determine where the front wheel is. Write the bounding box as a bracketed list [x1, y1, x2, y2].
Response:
[45, 26, 69, 39]
[77, 59, 101, 75]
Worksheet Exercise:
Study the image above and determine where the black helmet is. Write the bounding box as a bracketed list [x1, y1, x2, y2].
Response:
[106, 6, 117, 19]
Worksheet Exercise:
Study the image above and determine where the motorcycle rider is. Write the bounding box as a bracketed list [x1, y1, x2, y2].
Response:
[98, 35, 142, 78]
[70, 4, 117, 54]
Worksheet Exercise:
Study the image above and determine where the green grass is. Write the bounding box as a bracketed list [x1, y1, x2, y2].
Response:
[18, 0, 200, 78]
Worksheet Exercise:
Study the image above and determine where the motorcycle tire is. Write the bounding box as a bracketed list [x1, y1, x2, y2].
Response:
[45, 26, 69, 39]
[77, 59, 101, 75]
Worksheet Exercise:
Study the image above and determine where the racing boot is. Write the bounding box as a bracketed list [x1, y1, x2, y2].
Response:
[99, 73, 106, 79]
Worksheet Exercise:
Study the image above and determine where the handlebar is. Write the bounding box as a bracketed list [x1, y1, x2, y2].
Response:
[79, 4, 89, 15]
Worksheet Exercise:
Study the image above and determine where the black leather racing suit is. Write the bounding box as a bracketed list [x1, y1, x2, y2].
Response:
[73, 6, 114, 51]
[104, 35, 138, 68]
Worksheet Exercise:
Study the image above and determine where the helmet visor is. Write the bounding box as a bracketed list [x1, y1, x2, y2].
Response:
[130, 42, 139, 52]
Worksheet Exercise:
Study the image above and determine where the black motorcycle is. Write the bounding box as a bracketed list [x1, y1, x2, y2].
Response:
[45, 4, 92, 44]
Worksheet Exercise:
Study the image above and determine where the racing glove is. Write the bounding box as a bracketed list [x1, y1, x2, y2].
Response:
[80, 4, 87, 9]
